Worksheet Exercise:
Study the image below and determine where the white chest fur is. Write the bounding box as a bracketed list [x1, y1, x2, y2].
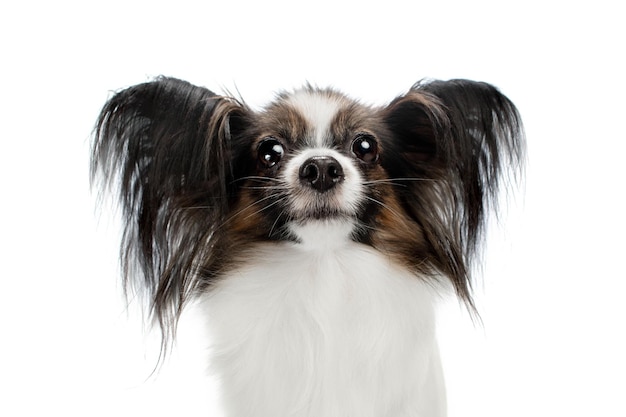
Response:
[204, 239, 446, 417]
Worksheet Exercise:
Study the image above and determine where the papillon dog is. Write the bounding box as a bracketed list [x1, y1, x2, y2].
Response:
[92, 76, 524, 417]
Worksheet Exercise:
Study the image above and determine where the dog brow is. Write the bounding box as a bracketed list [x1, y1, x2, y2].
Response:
[285, 90, 345, 148]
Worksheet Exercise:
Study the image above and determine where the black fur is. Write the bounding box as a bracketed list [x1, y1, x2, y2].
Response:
[92, 76, 524, 344]
[381, 79, 524, 308]
[92, 77, 248, 338]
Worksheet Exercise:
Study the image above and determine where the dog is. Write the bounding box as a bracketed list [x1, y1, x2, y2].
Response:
[92, 76, 524, 416]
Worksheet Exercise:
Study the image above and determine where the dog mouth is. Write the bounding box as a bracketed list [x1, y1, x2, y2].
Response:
[280, 149, 365, 232]
[290, 205, 354, 222]
[288, 176, 361, 223]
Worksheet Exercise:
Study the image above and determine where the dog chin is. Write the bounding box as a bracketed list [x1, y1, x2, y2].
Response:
[288, 216, 358, 249]
[291, 207, 354, 221]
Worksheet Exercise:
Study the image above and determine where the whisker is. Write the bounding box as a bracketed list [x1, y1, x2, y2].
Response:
[240, 195, 290, 223]
[240, 185, 287, 191]
[233, 175, 288, 191]
[226, 194, 281, 221]
[231, 176, 283, 185]
[268, 209, 288, 238]
[354, 220, 376, 232]
[363, 178, 436, 186]
[364, 195, 405, 221]
[223, 189, 289, 223]
[176, 206, 213, 211]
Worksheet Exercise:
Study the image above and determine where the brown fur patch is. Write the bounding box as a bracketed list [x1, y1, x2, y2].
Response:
[369, 185, 428, 266]
[256, 101, 311, 144]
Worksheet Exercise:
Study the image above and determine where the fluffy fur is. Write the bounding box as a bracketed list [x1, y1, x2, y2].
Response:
[92, 76, 524, 416]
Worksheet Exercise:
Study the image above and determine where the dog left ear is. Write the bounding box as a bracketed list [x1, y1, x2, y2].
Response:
[380, 79, 525, 306]
[413, 79, 525, 243]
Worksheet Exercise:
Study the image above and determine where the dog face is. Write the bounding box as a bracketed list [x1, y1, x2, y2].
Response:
[227, 88, 398, 247]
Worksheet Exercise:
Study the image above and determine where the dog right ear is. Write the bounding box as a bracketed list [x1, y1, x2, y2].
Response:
[91, 76, 249, 330]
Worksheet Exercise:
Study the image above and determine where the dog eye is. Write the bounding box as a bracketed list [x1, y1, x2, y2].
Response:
[351, 134, 379, 163]
[258, 137, 285, 168]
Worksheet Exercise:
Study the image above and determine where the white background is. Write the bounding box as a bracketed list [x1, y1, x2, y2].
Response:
[1, 1, 624, 416]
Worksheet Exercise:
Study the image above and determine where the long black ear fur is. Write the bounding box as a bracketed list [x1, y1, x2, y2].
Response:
[382, 79, 524, 309]
[91, 77, 247, 338]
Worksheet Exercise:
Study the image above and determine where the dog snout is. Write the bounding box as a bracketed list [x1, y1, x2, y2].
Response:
[299, 156, 345, 193]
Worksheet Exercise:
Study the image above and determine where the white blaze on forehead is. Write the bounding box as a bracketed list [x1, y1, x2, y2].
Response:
[285, 90, 344, 147]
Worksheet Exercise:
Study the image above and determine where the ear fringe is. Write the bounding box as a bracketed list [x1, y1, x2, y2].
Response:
[383, 79, 525, 310]
[91, 77, 247, 345]
[419, 80, 524, 249]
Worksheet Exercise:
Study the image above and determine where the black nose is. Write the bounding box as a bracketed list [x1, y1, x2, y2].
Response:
[299, 156, 345, 192]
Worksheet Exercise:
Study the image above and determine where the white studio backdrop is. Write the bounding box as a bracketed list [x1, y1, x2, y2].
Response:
[1, 1, 624, 416]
